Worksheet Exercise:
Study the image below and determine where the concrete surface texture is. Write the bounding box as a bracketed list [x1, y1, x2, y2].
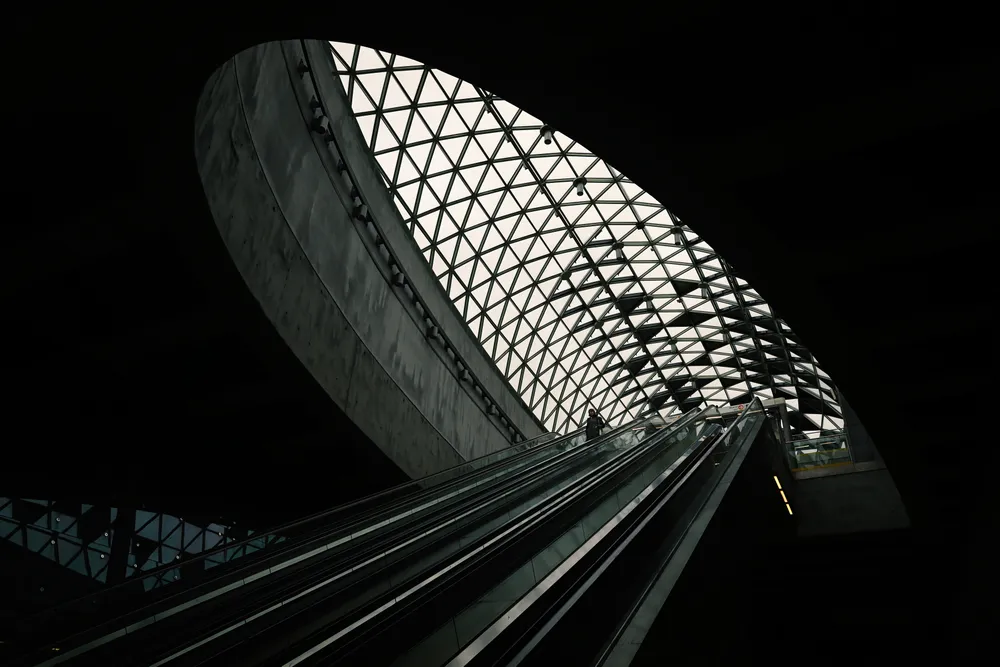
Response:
[194, 40, 542, 480]
[302, 40, 544, 443]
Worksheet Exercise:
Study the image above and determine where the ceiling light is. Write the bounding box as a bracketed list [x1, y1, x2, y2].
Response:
[573, 177, 587, 196]
[540, 124, 554, 145]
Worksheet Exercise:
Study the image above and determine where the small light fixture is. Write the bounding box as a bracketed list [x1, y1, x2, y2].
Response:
[572, 177, 587, 196]
[540, 124, 554, 145]
[612, 241, 625, 261]
[701, 284, 711, 299]
[100, 554, 105, 559]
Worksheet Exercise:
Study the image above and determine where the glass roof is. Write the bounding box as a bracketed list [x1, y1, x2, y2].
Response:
[0, 498, 282, 591]
[329, 42, 844, 438]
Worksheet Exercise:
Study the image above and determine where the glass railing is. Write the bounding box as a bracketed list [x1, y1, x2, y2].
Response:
[788, 430, 852, 471]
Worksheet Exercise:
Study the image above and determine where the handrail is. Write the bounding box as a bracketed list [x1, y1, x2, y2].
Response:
[17, 424, 582, 633]
[592, 399, 766, 667]
[450, 415, 733, 666]
[11, 418, 661, 665]
[272, 409, 709, 666]
[514, 431, 558, 449]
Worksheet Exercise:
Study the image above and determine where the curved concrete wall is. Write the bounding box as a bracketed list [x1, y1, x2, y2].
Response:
[298, 41, 545, 442]
[195, 40, 543, 480]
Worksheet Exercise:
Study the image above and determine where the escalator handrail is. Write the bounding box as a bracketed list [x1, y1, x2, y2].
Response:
[448, 403, 763, 667]
[76, 420, 665, 667]
[12, 420, 651, 662]
[590, 399, 768, 667]
[18, 425, 581, 631]
[447, 414, 740, 667]
[270, 409, 708, 666]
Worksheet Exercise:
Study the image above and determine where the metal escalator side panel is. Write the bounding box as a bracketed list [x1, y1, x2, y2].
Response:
[15, 428, 587, 660]
[439, 417, 722, 667]
[438, 404, 754, 667]
[591, 401, 770, 667]
[11, 430, 596, 666]
[259, 413, 702, 666]
[38, 419, 661, 667]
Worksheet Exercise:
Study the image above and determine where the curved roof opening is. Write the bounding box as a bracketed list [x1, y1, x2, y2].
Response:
[329, 41, 844, 438]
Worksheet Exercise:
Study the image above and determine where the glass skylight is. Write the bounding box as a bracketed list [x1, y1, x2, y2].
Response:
[330, 41, 844, 438]
[0, 498, 280, 591]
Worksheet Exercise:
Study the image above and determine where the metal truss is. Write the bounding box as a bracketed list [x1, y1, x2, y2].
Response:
[0, 498, 283, 592]
[329, 42, 843, 438]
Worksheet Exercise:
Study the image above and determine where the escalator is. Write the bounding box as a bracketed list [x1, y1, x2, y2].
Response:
[8, 420, 642, 666]
[16, 399, 787, 666]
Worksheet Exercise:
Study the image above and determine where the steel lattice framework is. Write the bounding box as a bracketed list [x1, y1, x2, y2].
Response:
[0, 498, 282, 591]
[330, 42, 844, 438]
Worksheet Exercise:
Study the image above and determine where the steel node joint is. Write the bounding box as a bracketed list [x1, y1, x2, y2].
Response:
[311, 115, 331, 135]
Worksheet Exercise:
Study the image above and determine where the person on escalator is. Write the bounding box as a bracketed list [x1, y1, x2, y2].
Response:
[585, 408, 606, 441]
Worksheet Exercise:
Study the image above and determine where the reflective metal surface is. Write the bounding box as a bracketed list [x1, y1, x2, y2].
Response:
[282, 414, 690, 665]
[445, 420, 713, 666]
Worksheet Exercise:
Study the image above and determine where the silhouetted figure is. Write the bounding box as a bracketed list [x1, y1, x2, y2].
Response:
[585, 408, 606, 441]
